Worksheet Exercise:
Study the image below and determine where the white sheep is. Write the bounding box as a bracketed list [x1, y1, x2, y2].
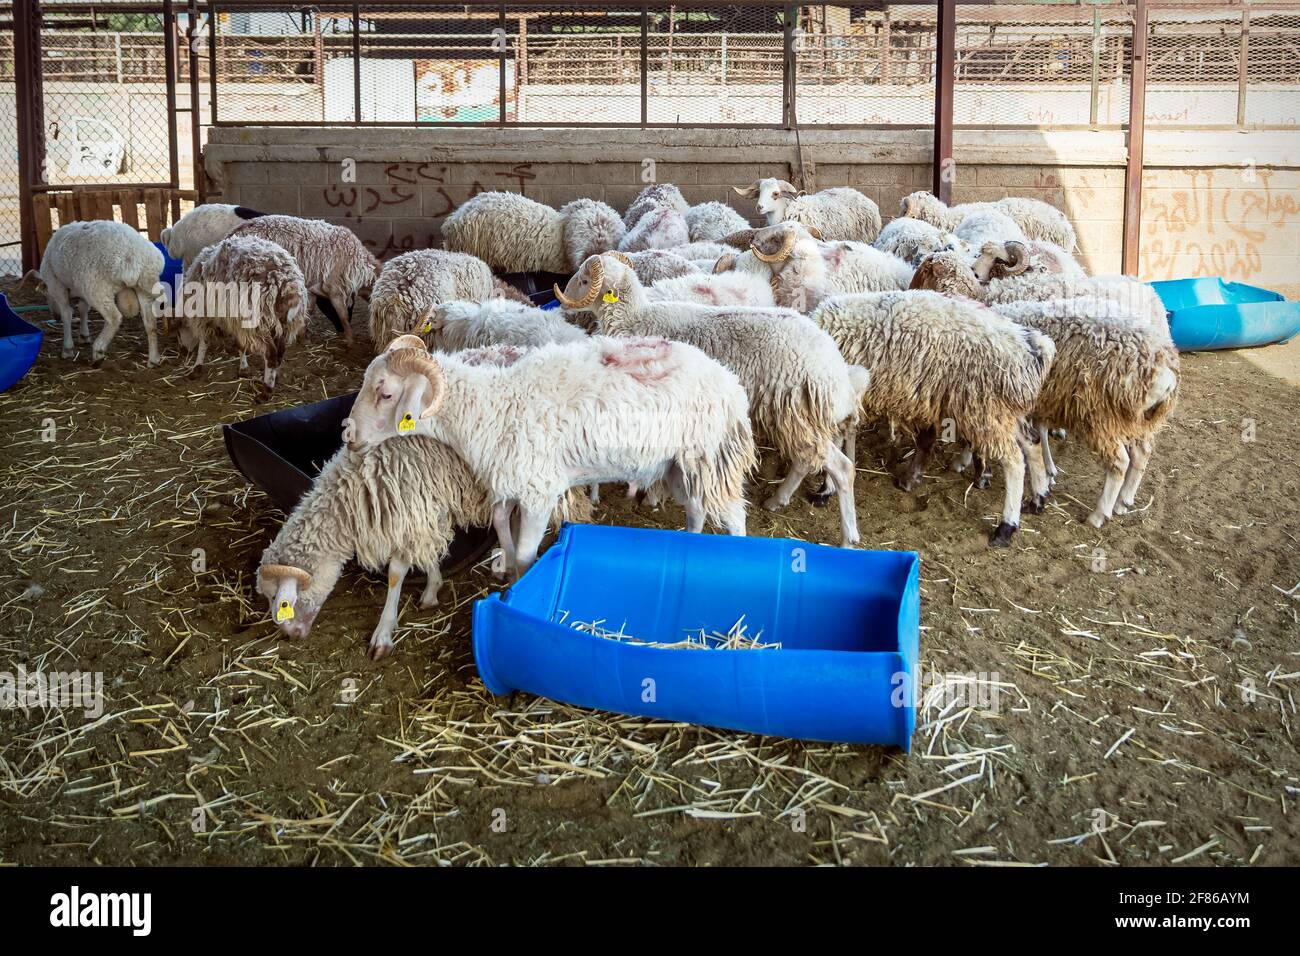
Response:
[440, 191, 624, 274]
[615, 249, 702, 285]
[556, 253, 862, 547]
[872, 217, 962, 268]
[900, 190, 1077, 252]
[421, 297, 588, 352]
[647, 270, 775, 309]
[36, 220, 165, 366]
[624, 183, 690, 229]
[684, 201, 750, 243]
[716, 222, 911, 313]
[732, 178, 882, 243]
[346, 334, 755, 577]
[952, 208, 1029, 250]
[811, 289, 1055, 547]
[161, 203, 264, 266]
[970, 239, 1086, 282]
[175, 234, 309, 395]
[991, 297, 1179, 528]
[229, 214, 378, 345]
[367, 249, 494, 351]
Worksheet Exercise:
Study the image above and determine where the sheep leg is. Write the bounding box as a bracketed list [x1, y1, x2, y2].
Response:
[419, 565, 443, 609]
[368, 558, 409, 661]
[665, 463, 705, 533]
[809, 422, 856, 506]
[1086, 442, 1131, 529]
[823, 440, 860, 548]
[765, 461, 811, 511]
[87, 293, 124, 366]
[136, 286, 161, 366]
[1114, 437, 1153, 515]
[240, 352, 250, 371]
[896, 425, 936, 492]
[950, 442, 974, 475]
[314, 293, 346, 338]
[77, 300, 92, 343]
[490, 501, 517, 581]
[1038, 424, 1058, 482]
[1020, 430, 1052, 514]
[721, 502, 747, 537]
[989, 449, 1026, 548]
[327, 289, 354, 346]
[511, 507, 550, 579]
[970, 453, 993, 490]
[588, 483, 601, 506]
[48, 281, 76, 358]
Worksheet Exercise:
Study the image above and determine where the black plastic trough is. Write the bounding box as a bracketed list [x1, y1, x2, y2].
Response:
[222, 392, 495, 575]
[497, 270, 570, 307]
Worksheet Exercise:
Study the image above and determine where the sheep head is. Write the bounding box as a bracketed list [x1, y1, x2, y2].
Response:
[908, 250, 983, 299]
[900, 190, 949, 227]
[750, 223, 810, 264]
[733, 178, 801, 225]
[973, 240, 1031, 281]
[345, 337, 447, 450]
[258, 562, 325, 639]
[555, 254, 637, 317]
[712, 253, 736, 275]
[720, 228, 756, 249]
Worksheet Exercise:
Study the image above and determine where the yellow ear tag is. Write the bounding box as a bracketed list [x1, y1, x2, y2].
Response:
[420, 320, 433, 334]
[398, 413, 416, 433]
[276, 601, 295, 623]
[602, 291, 619, 304]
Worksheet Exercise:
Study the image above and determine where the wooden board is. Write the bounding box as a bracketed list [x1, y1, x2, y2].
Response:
[33, 194, 54, 257]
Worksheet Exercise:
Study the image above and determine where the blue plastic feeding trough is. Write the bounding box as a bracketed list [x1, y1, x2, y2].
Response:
[153, 242, 184, 307]
[473, 524, 920, 749]
[0, 293, 43, 392]
[1149, 277, 1300, 351]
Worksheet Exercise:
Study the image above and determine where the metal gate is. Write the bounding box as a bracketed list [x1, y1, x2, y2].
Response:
[11, 0, 204, 272]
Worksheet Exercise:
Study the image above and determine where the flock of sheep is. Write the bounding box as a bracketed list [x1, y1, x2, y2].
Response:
[28, 176, 1179, 659]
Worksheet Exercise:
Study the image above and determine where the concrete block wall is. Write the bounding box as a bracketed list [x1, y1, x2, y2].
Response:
[203, 127, 1299, 296]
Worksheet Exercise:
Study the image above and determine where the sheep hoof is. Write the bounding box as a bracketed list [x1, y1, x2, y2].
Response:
[988, 522, 1017, 548]
[62, 347, 76, 359]
[974, 475, 992, 491]
[419, 596, 439, 610]
[806, 488, 833, 508]
[1050, 428, 1068, 440]
[368, 638, 393, 661]
[1023, 494, 1049, 515]
[762, 494, 788, 513]
[187, 365, 206, 380]
[91, 355, 106, 369]
[148, 356, 163, 368]
[894, 472, 921, 493]
[1085, 511, 1107, 529]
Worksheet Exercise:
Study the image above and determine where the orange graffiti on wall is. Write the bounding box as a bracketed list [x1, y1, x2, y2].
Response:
[1140, 167, 1298, 285]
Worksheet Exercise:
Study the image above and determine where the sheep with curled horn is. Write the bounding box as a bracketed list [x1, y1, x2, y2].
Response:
[556, 253, 865, 548]
[344, 331, 755, 578]
[732, 178, 881, 243]
[970, 238, 1085, 283]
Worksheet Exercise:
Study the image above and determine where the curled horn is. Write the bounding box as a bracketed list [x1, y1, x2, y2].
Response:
[607, 251, 635, 269]
[732, 182, 760, 199]
[751, 229, 796, 264]
[553, 256, 605, 310]
[385, 346, 447, 419]
[998, 241, 1031, 277]
[387, 333, 428, 352]
[260, 563, 313, 588]
[806, 225, 824, 241]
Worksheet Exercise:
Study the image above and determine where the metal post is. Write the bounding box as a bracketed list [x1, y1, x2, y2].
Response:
[163, 0, 182, 220]
[187, 0, 204, 200]
[782, 3, 795, 128]
[1122, 0, 1148, 276]
[1089, 7, 1101, 128]
[207, 1, 219, 124]
[640, 5, 648, 127]
[932, 0, 955, 203]
[15, 0, 46, 271]
[1237, 7, 1250, 128]
[499, 3, 507, 126]
[352, 4, 362, 124]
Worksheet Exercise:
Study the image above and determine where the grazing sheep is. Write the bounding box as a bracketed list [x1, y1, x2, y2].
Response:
[991, 297, 1179, 528]
[971, 239, 1086, 282]
[257, 435, 588, 659]
[873, 217, 961, 268]
[229, 214, 378, 345]
[161, 203, 264, 266]
[347, 334, 755, 577]
[685, 201, 751, 243]
[367, 249, 495, 351]
[557, 253, 862, 547]
[909, 249, 1168, 338]
[732, 178, 882, 243]
[175, 234, 309, 395]
[37, 220, 165, 365]
[900, 190, 1077, 252]
[811, 290, 1055, 547]
[421, 297, 588, 352]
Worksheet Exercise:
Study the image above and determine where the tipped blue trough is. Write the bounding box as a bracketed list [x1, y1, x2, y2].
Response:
[0, 294, 43, 393]
[473, 524, 920, 749]
[1149, 277, 1300, 351]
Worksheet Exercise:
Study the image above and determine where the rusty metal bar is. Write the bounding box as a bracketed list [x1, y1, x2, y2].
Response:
[162, 0, 182, 220]
[1237, 6, 1250, 127]
[933, 0, 955, 202]
[353, 4, 362, 123]
[782, 3, 795, 128]
[1089, 7, 1101, 127]
[16, 0, 46, 271]
[208, 1, 219, 124]
[1122, 0, 1148, 277]
[640, 4, 648, 128]
[499, 3, 507, 126]
[188, 0, 204, 201]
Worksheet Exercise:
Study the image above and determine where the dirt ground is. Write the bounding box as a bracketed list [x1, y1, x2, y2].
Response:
[1, 280, 1297, 867]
